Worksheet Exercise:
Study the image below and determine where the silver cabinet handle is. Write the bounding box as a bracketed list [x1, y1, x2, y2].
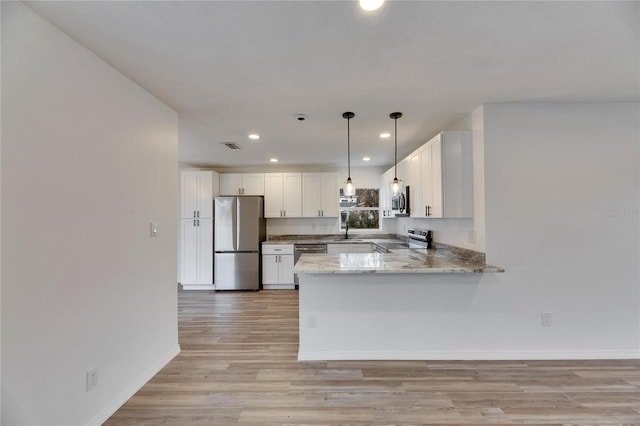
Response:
[193, 219, 196, 226]
[197, 210, 200, 218]
[318, 210, 321, 217]
[193, 210, 196, 218]
[284, 210, 286, 217]
[197, 219, 200, 226]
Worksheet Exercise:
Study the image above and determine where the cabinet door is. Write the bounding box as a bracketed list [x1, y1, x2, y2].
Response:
[264, 174, 284, 218]
[181, 219, 198, 284]
[283, 173, 302, 217]
[441, 131, 474, 218]
[397, 158, 409, 192]
[181, 172, 199, 219]
[379, 172, 388, 214]
[197, 171, 214, 219]
[349, 243, 373, 253]
[220, 174, 241, 195]
[262, 254, 280, 284]
[197, 218, 213, 284]
[241, 173, 265, 195]
[302, 174, 322, 217]
[278, 254, 295, 284]
[408, 151, 422, 217]
[430, 137, 443, 218]
[319, 174, 338, 217]
[380, 168, 395, 217]
[420, 144, 433, 218]
[326, 244, 347, 254]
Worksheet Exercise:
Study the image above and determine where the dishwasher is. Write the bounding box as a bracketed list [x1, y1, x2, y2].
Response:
[294, 243, 327, 286]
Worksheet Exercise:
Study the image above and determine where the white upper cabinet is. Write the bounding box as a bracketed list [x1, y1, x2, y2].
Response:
[181, 170, 214, 219]
[407, 149, 422, 217]
[380, 167, 395, 218]
[220, 173, 265, 196]
[420, 131, 473, 218]
[302, 173, 338, 217]
[264, 173, 302, 218]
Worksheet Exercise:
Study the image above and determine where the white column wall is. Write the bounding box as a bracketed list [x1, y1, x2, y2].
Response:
[2, 3, 179, 424]
[483, 103, 639, 357]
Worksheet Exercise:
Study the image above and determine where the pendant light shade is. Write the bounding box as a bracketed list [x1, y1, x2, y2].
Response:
[390, 112, 403, 195]
[343, 112, 356, 197]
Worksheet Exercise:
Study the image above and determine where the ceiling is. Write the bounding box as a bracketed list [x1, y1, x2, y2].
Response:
[26, 1, 639, 169]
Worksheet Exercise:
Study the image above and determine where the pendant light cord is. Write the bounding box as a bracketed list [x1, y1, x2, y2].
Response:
[394, 116, 398, 179]
[347, 116, 351, 179]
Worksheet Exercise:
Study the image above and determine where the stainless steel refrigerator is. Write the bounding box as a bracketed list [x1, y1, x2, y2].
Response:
[214, 196, 265, 290]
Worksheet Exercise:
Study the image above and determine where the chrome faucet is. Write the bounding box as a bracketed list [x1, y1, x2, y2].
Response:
[345, 217, 349, 240]
[342, 210, 349, 239]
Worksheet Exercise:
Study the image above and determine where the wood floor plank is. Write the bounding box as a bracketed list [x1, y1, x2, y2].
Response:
[104, 289, 640, 425]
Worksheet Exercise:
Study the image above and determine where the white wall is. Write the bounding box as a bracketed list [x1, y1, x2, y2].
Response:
[480, 103, 639, 357]
[0, 1, 3, 416]
[2, 3, 179, 424]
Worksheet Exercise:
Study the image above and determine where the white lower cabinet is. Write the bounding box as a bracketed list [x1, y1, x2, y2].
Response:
[262, 244, 295, 289]
[181, 218, 213, 289]
[327, 243, 373, 254]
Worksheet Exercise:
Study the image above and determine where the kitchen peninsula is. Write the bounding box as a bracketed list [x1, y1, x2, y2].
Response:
[294, 244, 504, 361]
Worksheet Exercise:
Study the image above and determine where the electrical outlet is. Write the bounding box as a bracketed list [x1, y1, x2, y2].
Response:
[307, 314, 317, 328]
[541, 312, 552, 326]
[86, 368, 99, 391]
[150, 221, 158, 237]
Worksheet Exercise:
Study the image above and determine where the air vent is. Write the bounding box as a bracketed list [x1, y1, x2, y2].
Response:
[221, 142, 241, 150]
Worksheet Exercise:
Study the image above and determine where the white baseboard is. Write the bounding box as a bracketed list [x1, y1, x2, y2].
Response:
[298, 349, 640, 361]
[88, 344, 181, 426]
[182, 284, 215, 290]
[263, 284, 296, 290]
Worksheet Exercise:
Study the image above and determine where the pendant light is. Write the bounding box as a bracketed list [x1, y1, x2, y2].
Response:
[390, 112, 403, 195]
[343, 111, 356, 197]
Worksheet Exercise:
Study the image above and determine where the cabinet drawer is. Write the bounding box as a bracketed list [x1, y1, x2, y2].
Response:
[262, 244, 294, 255]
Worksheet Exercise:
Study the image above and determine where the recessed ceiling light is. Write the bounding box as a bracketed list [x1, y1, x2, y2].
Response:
[360, 0, 384, 11]
[362, 157, 371, 162]
[248, 134, 260, 140]
[270, 158, 278, 163]
[380, 132, 391, 139]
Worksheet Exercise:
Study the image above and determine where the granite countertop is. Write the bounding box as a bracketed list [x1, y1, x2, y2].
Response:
[264, 234, 504, 274]
[293, 246, 504, 274]
[264, 234, 400, 245]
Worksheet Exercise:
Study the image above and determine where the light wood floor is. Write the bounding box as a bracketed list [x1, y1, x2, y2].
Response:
[105, 289, 640, 425]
